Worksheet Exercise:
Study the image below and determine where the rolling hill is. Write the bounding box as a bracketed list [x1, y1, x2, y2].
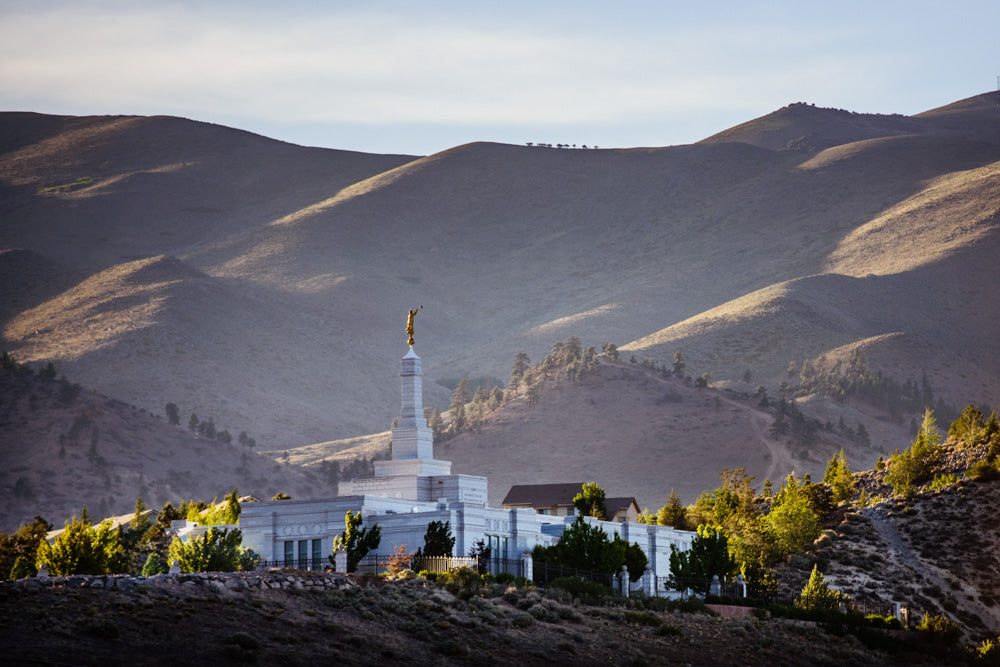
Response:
[2, 93, 1000, 518]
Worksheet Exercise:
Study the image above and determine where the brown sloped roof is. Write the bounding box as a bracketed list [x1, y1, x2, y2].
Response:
[605, 497, 640, 514]
[501, 482, 585, 508]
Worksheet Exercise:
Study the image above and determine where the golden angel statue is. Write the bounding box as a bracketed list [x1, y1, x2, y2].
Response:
[406, 305, 423, 346]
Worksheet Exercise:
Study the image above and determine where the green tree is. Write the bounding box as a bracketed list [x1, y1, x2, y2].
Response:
[534, 516, 645, 575]
[449, 379, 469, 432]
[188, 413, 199, 432]
[797, 564, 845, 610]
[189, 488, 242, 526]
[601, 342, 619, 362]
[887, 409, 942, 497]
[672, 350, 685, 377]
[36, 514, 127, 575]
[695, 468, 756, 534]
[141, 553, 167, 576]
[420, 520, 455, 557]
[573, 482, 608, 520]
[509, 352, 531, 391]
[0, 515, 50, 578]
[767, 475, 821, 557]
[656, 489, 688, 530]
[168, 527, 253, 573]
[330, 511, 381, 572]
[668, 525, 737, 592]
[948, 404, 987, 447]
[165, 402, 180, 425]
[10, 555, 33, 579]
[823, 448, 854, 503]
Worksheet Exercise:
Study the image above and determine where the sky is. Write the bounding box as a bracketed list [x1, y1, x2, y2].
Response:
[1, 0, 998, 156]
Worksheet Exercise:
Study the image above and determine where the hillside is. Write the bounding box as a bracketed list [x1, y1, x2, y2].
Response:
[0, 364, 325, 533]
[2, 93, 1000, 506]
[0, 571, 926, 666]
[772, 440, 1000, 644]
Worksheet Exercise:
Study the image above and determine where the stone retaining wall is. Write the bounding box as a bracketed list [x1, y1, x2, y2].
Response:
[1, 569, 357, 595]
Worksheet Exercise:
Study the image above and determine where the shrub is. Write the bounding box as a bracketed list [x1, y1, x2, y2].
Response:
[623, 610, 663, 627]
[915, 613, 961, 648]
[513, 612, 534, 628]
[9, 555, 34, 579]
[141, 553, 167, 577]
[974, 636, 1000, 663]
[437, 566, 486, 599]
[929, 473, 961, 490]
[494, 572, 516, 586]
[967, 459, 1000, 482]
[546, 576, 616, 605]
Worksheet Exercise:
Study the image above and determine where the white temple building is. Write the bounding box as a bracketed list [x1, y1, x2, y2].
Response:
[236, 343, 695, 578]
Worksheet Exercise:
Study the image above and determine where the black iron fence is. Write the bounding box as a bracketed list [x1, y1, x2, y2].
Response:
[257, 558, 328, 571]
[531, 561, 613, 588]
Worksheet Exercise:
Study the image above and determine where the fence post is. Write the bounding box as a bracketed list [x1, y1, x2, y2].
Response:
[521, 550, 533, 583]
[710, 575, 721, 596]
[621, 565, 630, 598]
[333, 548, 347, 573]
[736, 573, 747, 599]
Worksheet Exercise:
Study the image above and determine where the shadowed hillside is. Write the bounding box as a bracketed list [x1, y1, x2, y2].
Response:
[2, 93, 1000, 489]
[0, 364, 324, 532]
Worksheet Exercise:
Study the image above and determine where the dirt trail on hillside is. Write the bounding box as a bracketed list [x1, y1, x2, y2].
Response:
[863, 507, 998, 635]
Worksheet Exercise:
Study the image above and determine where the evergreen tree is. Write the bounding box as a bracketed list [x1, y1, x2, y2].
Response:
[668, 525, 736, 592]
[165, 402, 180, 425]
[168, 528, 252, 573]
[767, 475, 821, 557]
[141, 553, 167, 576]
[823, 448, 853, 503]
[533, 516, 645, 575]
[573, 482, 608, 520]
[509, 352, 531, 391]
[420, 520, 455, 557]
[797, 564, 845, 609]
[601, 342, 619, 362]
[9, 555, 33, 579]
[887, 409, 942, 497]
[656, 489, 688, 530]
[330, 511, 381, 572]
[672, 350, 685, 377]
[188, 413, 199, 432]
[426, 406, 444, 439]
[449, 379, 469, 432]
[36, 514, 127, 575]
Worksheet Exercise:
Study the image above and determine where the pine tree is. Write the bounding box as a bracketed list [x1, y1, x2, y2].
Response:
[330, 511, 381, 572]
[657, 489, 688, 530]
[797, 564, 845, 609]
[165, 402, 180, 425]
[672, 350, 685, 377]
[573, 482, 607, 520]
[420, 520, 455, 557]
[823, 448, 853, 502]
[509, 352, 531, 391]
